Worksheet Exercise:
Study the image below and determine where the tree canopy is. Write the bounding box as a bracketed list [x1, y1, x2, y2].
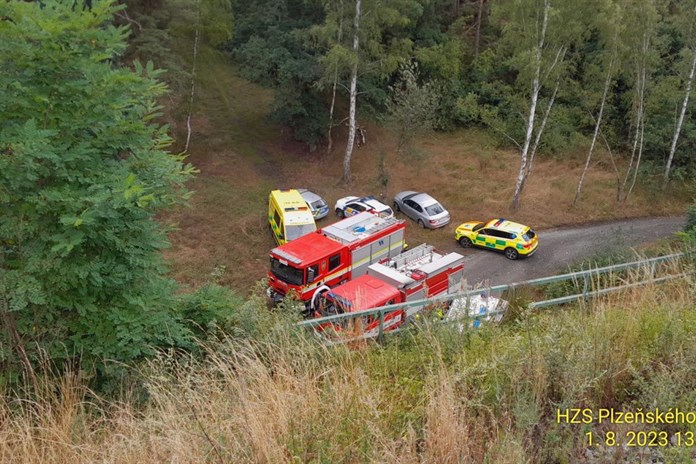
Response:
[0, 0, 195, 385]
[230, 0, 696, 202]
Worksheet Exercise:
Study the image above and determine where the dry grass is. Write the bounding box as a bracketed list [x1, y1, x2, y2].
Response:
[2, 259, 695, 463]
[161, 47, 692, 294]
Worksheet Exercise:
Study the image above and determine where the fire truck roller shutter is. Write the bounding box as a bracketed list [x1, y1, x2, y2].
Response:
[389, 229, 405, 257]
[350, 243, 372, 278]
[351, 226, 406, 277]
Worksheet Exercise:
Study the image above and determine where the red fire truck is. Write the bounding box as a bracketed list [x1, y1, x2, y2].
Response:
[267, 211, 406, 304]
[311, 243, 465, 338]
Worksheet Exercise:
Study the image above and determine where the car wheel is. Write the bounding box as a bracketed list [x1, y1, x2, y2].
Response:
[504, 248, 519, 260]
[417, 219, 425, 228]
[335, 208, 344, 218]
[458, 237, 473, 248]
[393, 201, 400, 212]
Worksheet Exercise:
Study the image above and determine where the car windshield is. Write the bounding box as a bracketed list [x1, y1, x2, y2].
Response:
[522, 229, 536, 241]
[286, 223, 316, 241]
[378, 207, 394, 218]
[425, 203, 444, 216]
[270, 258, 304, 286]
[473, 223, 485, 232]
[311, 199, 326, 209]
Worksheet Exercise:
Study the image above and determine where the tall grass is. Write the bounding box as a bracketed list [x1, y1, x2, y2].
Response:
[1, 265, 695, 463]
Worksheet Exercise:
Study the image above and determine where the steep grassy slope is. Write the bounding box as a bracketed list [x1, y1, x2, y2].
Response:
[2, 265, 694, 463]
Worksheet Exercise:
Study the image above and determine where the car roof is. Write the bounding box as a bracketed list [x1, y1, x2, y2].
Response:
[271, 189, 306, 207]
[297, 189, 323, 203]
[360, 197, 390, 212]
[485, 218, 530, 234]
[410, 193, 438, 207]
[399, 191, 419, 201]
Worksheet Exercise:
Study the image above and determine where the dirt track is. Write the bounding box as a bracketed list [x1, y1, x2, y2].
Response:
[454, 216, 686, 287]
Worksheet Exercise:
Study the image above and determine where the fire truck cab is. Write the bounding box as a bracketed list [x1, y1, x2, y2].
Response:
[314, 274, 405, 338]
[268, 212, 406, 304]
[312, 244, 465, 337]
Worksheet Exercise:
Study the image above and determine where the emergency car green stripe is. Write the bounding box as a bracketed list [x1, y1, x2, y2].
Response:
[495, 239, 506, 246]
[269, 215, 285, 244]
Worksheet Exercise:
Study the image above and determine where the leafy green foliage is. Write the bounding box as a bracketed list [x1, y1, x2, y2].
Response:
[220, 0, 696, 182]
[686, 201, 696, 233]
[387, 62, 441, 156]
[0, 0, 196, 383]
[227, 0, 327, 149]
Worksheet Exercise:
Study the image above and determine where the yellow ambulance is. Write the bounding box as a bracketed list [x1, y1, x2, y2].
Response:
[268, 189, 317, 245]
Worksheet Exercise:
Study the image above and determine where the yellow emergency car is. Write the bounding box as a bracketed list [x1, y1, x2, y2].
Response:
[455, 218, 538, 260]
[268, 189, 317, 245]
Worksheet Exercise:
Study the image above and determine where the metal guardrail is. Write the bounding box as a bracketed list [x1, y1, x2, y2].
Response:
[297, 253, 689, 340]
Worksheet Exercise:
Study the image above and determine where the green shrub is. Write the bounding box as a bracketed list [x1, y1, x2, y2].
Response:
[686, 202, 696, 233]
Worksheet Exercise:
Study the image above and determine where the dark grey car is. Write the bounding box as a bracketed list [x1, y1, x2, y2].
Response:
[393, 191, 451, 229]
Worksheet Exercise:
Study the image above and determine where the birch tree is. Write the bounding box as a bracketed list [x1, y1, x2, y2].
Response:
[663, 2, 696, 186]
[573, 1, 622, 205]
[509, 0, 549, 210]
[343, 0, 362, 182]
[311, 0, 423, 181]
[491, 0, 582, 210]
[620, 0, 659, 202]
[310, 0, 349, 156]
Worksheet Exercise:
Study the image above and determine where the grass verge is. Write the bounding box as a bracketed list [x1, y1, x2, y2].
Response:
[2, 263, 695, 463]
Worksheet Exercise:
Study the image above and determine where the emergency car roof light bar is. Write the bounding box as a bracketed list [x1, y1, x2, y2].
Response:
[271, 248, 303, 265]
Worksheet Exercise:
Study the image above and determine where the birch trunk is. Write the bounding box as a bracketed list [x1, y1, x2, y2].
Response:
[343, 0, 361, 182]
[573, 56, 614, 206]
[511, 0, 549, 210]
[527, 46, 566, 178]
[624, 35, 649, 201]
[663, 48, 696, 186]
[184, 0, 201, 153]
[599, 130, 622, 202]
[527, 79, 559, 178]
[626, 93, 646, 199]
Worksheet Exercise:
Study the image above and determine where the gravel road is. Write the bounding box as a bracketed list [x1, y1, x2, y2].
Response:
[455, 216, 686, 287]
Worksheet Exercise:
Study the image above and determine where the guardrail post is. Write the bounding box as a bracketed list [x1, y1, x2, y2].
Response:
[378, 310, 385, 343]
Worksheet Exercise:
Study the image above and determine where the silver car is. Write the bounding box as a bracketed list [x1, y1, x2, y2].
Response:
[297, 189, 329, 220]
[393, 191, 450, 229]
